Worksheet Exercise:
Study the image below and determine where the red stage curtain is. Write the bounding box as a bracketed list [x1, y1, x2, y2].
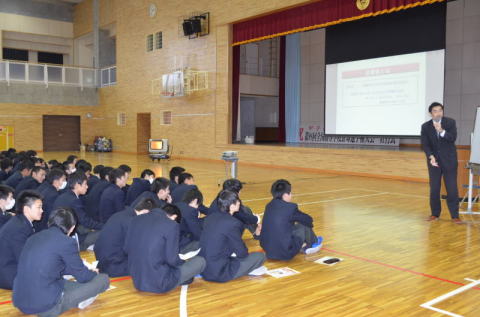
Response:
[233, 0, 445, 46]
[231, 45, 240, 142]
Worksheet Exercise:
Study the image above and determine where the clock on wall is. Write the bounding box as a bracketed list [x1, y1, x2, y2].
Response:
[149, 3, 157, 18]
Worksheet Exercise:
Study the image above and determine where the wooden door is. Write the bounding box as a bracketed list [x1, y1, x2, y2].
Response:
[137, 113, 151, 153]
[43, 115, 80, 151]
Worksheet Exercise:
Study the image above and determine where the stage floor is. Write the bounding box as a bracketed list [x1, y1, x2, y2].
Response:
[0, 152, 478, 317]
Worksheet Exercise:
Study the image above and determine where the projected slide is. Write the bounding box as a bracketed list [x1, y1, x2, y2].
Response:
[325, 50, 444, 136]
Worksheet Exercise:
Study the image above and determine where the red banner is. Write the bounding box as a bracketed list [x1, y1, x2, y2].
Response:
[233, 0, 445, 46]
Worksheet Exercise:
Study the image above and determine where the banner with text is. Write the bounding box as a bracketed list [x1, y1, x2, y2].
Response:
[299, 125, 400, 147]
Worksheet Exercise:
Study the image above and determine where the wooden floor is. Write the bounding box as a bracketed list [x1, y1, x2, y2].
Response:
[1, 152, 479, 316]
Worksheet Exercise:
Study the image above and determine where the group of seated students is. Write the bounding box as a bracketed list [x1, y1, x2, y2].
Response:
[0, 148, 323, 317]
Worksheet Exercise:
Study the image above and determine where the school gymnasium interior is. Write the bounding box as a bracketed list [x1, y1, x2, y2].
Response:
[1, 0, 480, 316]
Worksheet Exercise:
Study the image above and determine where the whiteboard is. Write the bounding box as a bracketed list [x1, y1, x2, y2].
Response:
[470, 107, 480, 164]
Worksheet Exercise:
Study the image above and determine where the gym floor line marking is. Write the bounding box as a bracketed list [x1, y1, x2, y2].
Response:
[242, 188, 351, 202]
[322, 247, 479, 289]
[180, 285, 189, 317]
[352, 188, 427, 199]
[297, 192, 389, 205]
[420, 278, 480, 317]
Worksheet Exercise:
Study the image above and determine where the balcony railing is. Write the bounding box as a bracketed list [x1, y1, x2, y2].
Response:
[0, 60, 116, 89]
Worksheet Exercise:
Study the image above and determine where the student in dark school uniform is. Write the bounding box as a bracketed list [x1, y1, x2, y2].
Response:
[0, 158, 13, 182]
[130, 177, 172, 209]
[99, 168, 127, 223]
[5, 160, 34, 189]
[260, 179, 323, 261]
[209, 178, 261, 238]
[176, 188, 204, 253]
[124, 203, 206, 293]
[63, 160, 76, 175]
[0, 190, 43, 290]
[94, 197, 156, 277]
[87, 164, 104, 192]
[13, 208, 110, 317]
[0, 185, 15, 228]
[171, 173, 210, 215]
[84, 166, 113, 221]
[15, 166, 46, 195]
[169, 166, 185, 193]
[35, 168, 67, 232]
[125, 169, 155, 206]
[53, 172, 103, 251]
[200, 190, 266, 283]
[118, 164, 132, 195]
[76, 160, 93, 183]
[66, 155, 78, 166]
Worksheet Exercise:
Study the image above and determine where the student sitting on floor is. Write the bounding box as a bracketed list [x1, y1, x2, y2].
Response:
[209, 179, 261, 239]
[130, 177, 172, 209]
[63, 160, 76, 175]
[0, 185, 15, 228]
[76, 160, 93, 185]
[87, 164, 104, 193]
[260, 179, 323, 260]
[99, 168, 128, 223]
[125, 203, 206, 293]
[169, 166, 185, 193]
[15, 166, 46, 195]
[118, 164, 132, 195]
[84, 166, 113, 221]
[200, 190, 266, 283]
[177, 188, 204, 253]
[95, 197, 155, 277]
[0, 158, 13, 182]
[35, 169, 67, 232]
[0, 190, 43, 290]
[125, 169, 155, 206]
[5, 160, 34, 189]
[53, 172, 103, 251]
[171, 173, 210, 215]
[13, 208, 110, 316]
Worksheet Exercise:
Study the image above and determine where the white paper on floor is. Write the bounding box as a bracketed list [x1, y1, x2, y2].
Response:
[266, 267, 300, 278]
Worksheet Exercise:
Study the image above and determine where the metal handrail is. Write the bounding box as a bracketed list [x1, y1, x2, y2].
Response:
[0, 60, 116, 89]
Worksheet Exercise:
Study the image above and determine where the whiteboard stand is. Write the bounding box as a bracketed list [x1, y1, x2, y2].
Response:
[460, 163, 480, 215]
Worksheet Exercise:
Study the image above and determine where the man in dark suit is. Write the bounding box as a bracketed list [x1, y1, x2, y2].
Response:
[124, 204, 205, 293]
[99, 168, 127, 223]
[94, 198, 155, 277]
[0, 191, 43, 289]
[13, 208, 110, 316]
[35, 168, 66, 232]
[53, 172, 103, 250]
[421, 102, 460, 223]
[200, 190, 266, 282]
